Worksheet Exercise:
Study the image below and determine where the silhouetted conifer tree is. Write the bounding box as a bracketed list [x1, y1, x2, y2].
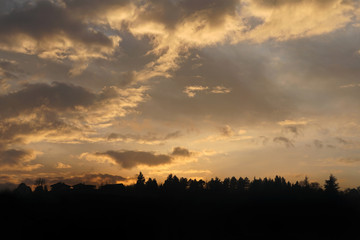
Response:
[163, 174, 182, 192]
[189, 179, 205, 192]
[145, 178, 158, 191]
[136, 172, 145, 190]
[230, 177, 238, 191]
[223, 177, 230, 190]
[179, 177, 188, 191]
[324, 174, 339, 194]
[207, 177, 223, 191]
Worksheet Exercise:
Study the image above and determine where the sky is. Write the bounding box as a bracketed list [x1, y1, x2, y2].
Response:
[1, 0, 360, 189]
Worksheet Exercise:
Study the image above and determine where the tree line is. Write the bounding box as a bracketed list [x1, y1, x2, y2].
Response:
[11, 172, 356, 197]
[6, 173, 360, 239]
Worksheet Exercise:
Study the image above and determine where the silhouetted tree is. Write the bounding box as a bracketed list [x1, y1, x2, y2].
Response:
[6, 172, 360, 240]
[229, 177, 238, 191]
[324, 174, 339, 194]
[299, 176, 310, 188]
[310, 182, 321, 191]
[14, 183, 32, 195]
[145, 178, 158, 191]
[223, 177, 230, 190]
[344, 188, 359, 197]
[136, 172, 145, 190]
[274, 176, 287, 188]
[249, 177, 263, 193]
[179, 177, 188, 191]
[35, 178, 46, 187]
[34, 178, 46, 193]
[238, 177, 250, 192]
[163, 174, 173, 188]
[207, 177, 223, 191]
[189, 179, 205, 192]
[163, 174, 182, 192]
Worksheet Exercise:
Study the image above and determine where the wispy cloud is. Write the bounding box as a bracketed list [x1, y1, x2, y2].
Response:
[183, 85, 231, 98]
[183, 85, 209, 98]
[273, 136, 294, 148]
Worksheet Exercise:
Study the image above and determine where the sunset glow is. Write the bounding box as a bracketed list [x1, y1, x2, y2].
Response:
[1, 0, 360, 189]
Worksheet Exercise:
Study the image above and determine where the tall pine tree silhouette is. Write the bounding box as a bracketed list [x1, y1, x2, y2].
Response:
[324, 174, 339, 194]
[136, 172, 145, 190]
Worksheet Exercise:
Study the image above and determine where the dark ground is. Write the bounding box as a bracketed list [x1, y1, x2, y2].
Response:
[2, 190, 360, 240]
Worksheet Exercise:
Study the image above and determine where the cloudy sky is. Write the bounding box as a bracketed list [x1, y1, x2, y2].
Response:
[1, 0, 360, 188]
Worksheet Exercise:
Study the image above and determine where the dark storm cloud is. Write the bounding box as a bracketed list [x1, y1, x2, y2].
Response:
[64, 0, 131, 17]
[95, 150, 173, 169]
[137, 0, 240, 30]
[273, 137, 294, 148]
[0, 143, 40, 171]
[0, 81, 145, 121]
[0, 0, 237, 50]
[0, 1, 113, 48]
[0, 83, 88, 170]
[0, 110, 72, 144]
[0, 147, 33, 167]
[251, 0, 339, 8]
[0, 81, 147, 148]
[0, 102, 77, 171]
[171, 147, 192, 157]
[0, 82, 96, 119]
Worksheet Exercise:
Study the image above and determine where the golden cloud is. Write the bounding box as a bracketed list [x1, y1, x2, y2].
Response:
[1, 0, 358, 80]
[0, 1, 121, 75]
[0, 82, 148, 145]
[243, 0, 355, 42]
[0, 147, 42, 171]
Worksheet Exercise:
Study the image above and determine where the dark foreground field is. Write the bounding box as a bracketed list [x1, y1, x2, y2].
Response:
[2, 190, 360, 240]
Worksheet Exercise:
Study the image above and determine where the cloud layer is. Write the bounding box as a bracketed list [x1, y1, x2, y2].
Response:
[91, 146, 193, 169]
[95, 150, 173, 169]
[0, 81, 147, 171]
[1, 0, 360, 187]
[2, 0, 357, 79]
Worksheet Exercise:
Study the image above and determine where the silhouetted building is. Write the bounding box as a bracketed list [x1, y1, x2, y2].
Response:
[73, 183, 96, 192]
[50, 182, 71, 192]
